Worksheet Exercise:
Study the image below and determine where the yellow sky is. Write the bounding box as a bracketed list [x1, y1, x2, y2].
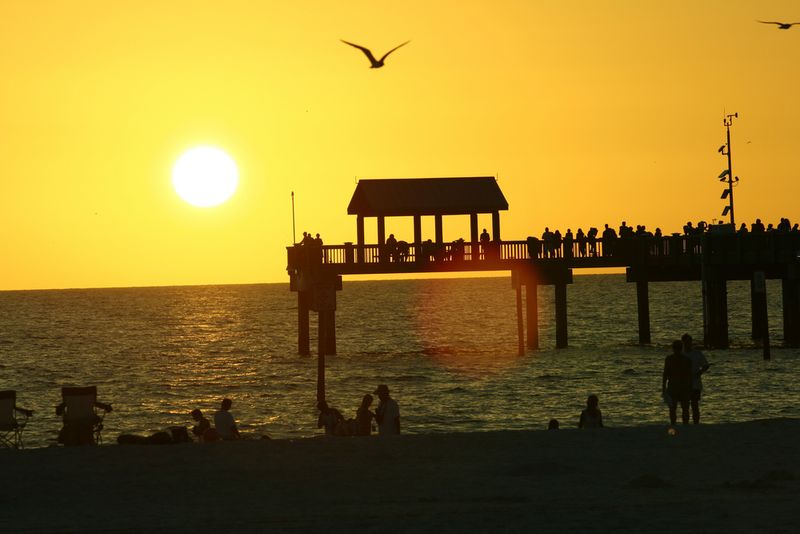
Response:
[1, 0, 798, 290]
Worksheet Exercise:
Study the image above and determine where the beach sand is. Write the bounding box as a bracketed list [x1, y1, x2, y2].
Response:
[2, 419, 798, 533]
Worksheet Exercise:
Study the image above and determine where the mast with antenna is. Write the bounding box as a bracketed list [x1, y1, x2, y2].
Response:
[717, 112, 739, 225]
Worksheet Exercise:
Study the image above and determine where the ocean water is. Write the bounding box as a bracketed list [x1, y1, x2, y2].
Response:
[1, 275, 798, 448]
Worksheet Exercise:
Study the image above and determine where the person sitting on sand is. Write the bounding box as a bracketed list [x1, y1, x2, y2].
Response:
[214, 398, 240, 440]
[374, 384, 400, 436]
[548, 418, 559, 430]
[662, 340, 691, 425]
[356, 394, 375, 436]
[190, 408, 211, 442]
[578, 395, 603, 428]
[317, 400, 345, 436]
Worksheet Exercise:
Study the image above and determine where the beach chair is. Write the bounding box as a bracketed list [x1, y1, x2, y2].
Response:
[0, 390, 32, 449]
[57, 386, 112, 446]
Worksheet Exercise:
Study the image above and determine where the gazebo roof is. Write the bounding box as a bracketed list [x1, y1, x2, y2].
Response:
[347, 177, 508, 217]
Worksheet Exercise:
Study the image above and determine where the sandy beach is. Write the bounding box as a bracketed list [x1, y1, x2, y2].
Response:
[2, 418, 798, 533]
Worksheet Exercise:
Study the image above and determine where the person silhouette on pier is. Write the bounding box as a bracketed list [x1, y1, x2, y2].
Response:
[587, 227, 599, 256]
[480, 228, 491, 259]
[662, 341, 691, 425]
[682, 334, 710, 424]
[542, 227, 553, 258]
[601, 224, 617, 256]
[563, 229, 574, 258]
[385, 233, 398, 262]
[576, 228, 587, 257]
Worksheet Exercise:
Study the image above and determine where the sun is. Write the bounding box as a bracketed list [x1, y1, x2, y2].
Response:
[172, 146, 239, 207]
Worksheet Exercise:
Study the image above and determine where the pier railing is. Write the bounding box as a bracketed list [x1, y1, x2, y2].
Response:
[287, 232, 800, 273]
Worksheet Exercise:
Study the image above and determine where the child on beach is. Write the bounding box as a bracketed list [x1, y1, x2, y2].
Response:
[579, 394, 604, 428]
[190, 408, 211, 442]
[355, 394, 375, 436]
[317, 400, 345, 436]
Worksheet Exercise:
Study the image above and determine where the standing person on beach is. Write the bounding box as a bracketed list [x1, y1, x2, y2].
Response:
[214, 398, 241, 440]
[374, 384, 400, 436]
[578, 394, 604, 428]
[682, 333, 710, 424]
[662, 340, 691, 425]
[355, 394, 375, 436]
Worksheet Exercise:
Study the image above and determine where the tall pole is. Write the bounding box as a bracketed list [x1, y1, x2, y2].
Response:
[724, 113, 736, 226]
[719, 113, 738, 226]
[291, 191, 296, 244]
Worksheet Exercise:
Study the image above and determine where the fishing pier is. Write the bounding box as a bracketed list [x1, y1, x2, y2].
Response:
[287, 177, 800, 366]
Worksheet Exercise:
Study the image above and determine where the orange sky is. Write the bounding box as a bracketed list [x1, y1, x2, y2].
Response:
[1, 0, 798, 290]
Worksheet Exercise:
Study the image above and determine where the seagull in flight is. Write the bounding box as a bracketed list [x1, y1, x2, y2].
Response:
[758, 20, 800, 29]
[340, 39, 410, 68]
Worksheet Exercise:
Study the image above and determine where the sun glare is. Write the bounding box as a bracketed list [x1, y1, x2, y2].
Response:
[172, 146, 239, 207]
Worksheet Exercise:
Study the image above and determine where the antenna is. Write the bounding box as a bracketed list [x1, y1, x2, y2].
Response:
[291, 191, 296, 244]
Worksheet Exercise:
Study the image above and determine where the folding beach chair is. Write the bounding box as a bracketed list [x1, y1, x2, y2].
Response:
[0, 390, 32, 449]
[57, 386, 112, 446]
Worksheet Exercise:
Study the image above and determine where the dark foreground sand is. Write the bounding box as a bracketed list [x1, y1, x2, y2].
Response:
[2, 419, 799, 533]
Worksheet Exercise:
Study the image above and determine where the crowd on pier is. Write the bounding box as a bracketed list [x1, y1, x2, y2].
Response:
[528, 217, 799, 260]
[288, 218, 799, 268]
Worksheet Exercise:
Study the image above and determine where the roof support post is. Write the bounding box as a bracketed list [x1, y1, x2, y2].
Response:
[377, 216, 386, 245]
[377, 216, 386, 263]
[470, 213, 478, 243]
[413, 215, 422, 263]
[356, 215, 365, 264]
[435, 215, 443, 244]
[491, 211, 501, 241]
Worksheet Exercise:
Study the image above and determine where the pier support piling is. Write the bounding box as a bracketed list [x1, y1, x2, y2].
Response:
[298, 291, 310, 356]
[526, 283, 539, 350]
[323, 309, 336, 355]
[783, 276, 800, 347]
[317, 311, 326, 402]
[636, 280, 651, 345]
[702, 268, 729, 349]
[555, 283, 568, 349]
[516, 285, 524, 356]
[751, 277, 768, 340]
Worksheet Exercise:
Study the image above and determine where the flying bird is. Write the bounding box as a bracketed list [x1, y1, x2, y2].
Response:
[340, 39, 410, 68]
[757, 20, 800, 29]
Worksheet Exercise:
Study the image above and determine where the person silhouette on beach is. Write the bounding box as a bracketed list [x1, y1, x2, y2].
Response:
[578, 394, 603, 428]
[682, 334, 710, 424]
[374, 384, 400, 435]
[190, 408, 211, 442]
[214, 398, 241, 440]
[356, 394, 375, 436]
[317, 400, 344, 436]
[548, 418, 560, 430]
[662, 340, 691, 425]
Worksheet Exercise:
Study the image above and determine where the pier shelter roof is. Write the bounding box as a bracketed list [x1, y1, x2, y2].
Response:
[347, 177, 508, 217]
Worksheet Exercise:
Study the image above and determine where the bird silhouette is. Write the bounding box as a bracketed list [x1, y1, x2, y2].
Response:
[758, 20, 800, 29]
[340, 40, 410, 68]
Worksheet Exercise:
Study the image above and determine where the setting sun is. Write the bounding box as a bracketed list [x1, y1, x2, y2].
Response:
[172, 146, 239, 207]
